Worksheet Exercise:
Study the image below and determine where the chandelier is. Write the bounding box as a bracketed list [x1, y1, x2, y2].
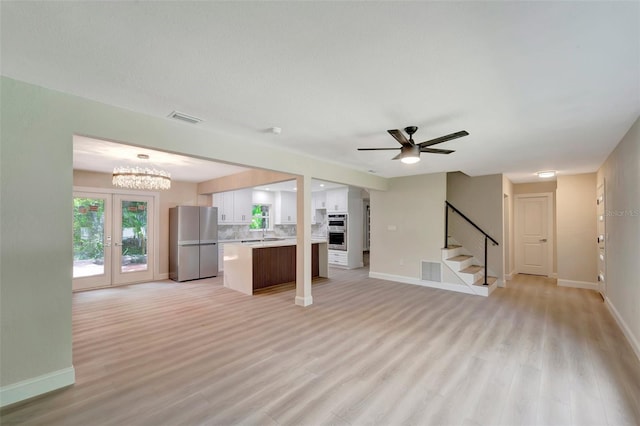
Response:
[112, 154, 171, 190]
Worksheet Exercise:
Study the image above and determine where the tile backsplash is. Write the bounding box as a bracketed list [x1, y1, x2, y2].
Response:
[218, 224, 297, 241]
[219, 222, 327, 241]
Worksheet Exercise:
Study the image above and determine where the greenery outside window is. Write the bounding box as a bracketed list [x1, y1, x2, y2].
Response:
[250, 204, 271, 230]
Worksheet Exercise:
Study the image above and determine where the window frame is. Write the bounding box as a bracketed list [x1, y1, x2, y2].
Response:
[249, 203, 273, 231]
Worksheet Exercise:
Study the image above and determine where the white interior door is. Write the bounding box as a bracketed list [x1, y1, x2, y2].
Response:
[73, 192, 112, 290]
[113, 194, 154, 285]
[515, 194, 551, 276]
[73, 192, 155, 290]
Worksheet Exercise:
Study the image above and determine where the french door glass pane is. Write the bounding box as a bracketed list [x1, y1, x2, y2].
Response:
[120, 200, 149, 273]
[73, 197, 105, 278]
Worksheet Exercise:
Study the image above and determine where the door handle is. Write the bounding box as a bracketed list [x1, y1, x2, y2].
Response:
[539, 238, 547, 242]
[114, 242, 122, 246]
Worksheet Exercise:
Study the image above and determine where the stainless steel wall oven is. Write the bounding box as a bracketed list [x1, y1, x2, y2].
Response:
[328, 214, 347, 250]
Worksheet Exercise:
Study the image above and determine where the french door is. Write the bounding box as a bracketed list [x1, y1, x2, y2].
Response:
[73, 191, 155, 291]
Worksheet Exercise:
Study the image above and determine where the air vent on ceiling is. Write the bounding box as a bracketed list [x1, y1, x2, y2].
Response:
[167, 111, 202, 124]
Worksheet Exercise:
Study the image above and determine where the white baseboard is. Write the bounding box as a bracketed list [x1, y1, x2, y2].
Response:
[550, 273, 558, 279]
[368, 271, 488, 297]
[605, 297, 640, 363]
[0, 366, 75, 408]
[156, 273, 169, 280]
[557, 279, 598, 291]
[295, 296, 313, 307]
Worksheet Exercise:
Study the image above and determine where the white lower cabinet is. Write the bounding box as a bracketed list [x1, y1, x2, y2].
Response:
[218, 243, 225, 271]
[328, 250, 348, 266]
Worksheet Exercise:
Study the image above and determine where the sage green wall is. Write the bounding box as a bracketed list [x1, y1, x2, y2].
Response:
[597, 116, 640, 356]
[1, 80, 74, 387]
[446, 172, 504, 280]
[0, 76, 387, 396]
[369, 173, 446, 277]
[503, 175, 515, 277]
[556, 173, 597, 284]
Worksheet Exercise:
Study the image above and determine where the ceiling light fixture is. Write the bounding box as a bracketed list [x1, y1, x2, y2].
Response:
[536, 170, 556, 179]
[400, 145, 421, 164]
[112, 154, 171, 190]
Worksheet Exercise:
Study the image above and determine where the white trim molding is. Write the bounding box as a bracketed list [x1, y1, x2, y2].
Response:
[368, 271, 490, 297]
[550, 272, 558, 279]
[0, 367, 75, 408]
[557, 279, 598, 291]
[605, 297, 640, 363]
[295, 296, 313, 307]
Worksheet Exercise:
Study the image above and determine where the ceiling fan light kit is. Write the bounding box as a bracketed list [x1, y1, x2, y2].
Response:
[400, 145, 421, 164]
[358, 126, 469, 164]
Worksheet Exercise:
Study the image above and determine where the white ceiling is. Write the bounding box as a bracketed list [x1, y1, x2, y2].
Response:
[2, 2, 638, 183]
[73, 136, 250, 183]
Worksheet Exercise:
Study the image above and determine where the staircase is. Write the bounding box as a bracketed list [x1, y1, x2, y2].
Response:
[442, 243, 498, 297]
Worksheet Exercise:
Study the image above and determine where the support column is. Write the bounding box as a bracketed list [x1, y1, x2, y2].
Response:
[295, 175, 313, 306]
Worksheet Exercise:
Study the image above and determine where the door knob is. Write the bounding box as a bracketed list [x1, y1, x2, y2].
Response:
[539, 238, 547, 242]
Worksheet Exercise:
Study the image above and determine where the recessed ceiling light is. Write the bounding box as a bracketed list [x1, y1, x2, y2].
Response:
[293, 187, 297, 191]
[319, 184, 325, 187]
[270, 127, 282, 135]
[265, 187, 270, 191]
[536, 170, 556, 178]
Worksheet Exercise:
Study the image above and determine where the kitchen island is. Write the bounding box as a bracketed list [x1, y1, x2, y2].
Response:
[223, 239, 328, 295]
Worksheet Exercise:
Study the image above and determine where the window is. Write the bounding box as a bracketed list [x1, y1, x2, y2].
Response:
[250, 204, 271, 230]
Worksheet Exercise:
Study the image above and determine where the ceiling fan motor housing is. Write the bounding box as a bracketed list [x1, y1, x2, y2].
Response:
[402, 145, 420, 156]
[404, 126, 418, 137]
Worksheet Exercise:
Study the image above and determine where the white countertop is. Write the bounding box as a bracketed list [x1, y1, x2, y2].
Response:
[225, 238, 328, 248]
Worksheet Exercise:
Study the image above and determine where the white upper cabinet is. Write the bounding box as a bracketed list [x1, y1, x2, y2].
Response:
[312, 191, 326, 211]
[325, 188, 348, 212]
[213, 189, 253, 224]
[275, 191, 297, 224]
[212, 192, 233, 223]
[311, 191, 327, 224]
[232, 189, 253, 224]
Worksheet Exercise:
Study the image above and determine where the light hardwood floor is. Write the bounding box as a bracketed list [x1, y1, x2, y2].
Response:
[2, 270, 639, 425]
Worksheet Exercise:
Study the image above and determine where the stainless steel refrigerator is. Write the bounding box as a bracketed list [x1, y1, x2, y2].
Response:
[169, 206, 218, 282]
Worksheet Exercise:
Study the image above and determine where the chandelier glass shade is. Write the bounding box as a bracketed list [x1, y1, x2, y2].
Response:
[112, 154, 171, 190]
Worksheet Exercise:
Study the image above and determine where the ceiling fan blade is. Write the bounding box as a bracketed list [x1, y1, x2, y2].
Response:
[420, 148, 455, 154]
[387, 129, 412, 147]
[418, 130, 469, 148]
[357, 147, 401, 151]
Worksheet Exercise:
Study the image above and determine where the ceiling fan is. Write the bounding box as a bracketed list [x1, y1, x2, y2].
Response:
[358, 126, 469, 164]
